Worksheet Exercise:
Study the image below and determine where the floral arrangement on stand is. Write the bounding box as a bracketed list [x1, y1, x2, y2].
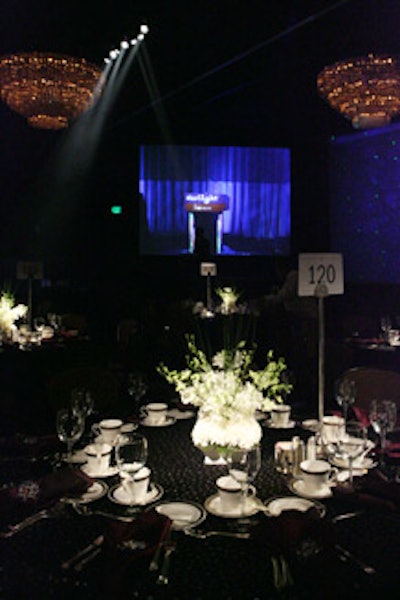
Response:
[0, 292, 27, 340]
[157, 334, 292, 454]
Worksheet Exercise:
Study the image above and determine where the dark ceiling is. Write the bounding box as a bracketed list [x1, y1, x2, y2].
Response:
[1, 0, 400, 271]
[2, 0, 400, 145]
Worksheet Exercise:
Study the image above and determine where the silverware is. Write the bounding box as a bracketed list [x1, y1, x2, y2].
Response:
[74, 547, 102, 572]
[332, 511, 363, 523]
[183, 528, 250, 539]
[334, 544, 376, 575]
[0, 502, 66, 538]
[156, 540, 176, 585]
[149, 539, 165, 572]
[62, 534, 104, 570]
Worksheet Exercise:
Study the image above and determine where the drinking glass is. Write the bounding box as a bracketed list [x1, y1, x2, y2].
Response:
[56, 408, 85, 461]
[71, 387, 94, 419]
[335, 378, 356, 424]
[227, 445, 261, 516]
[115, 431, 148, 504]
[335, 421, 367, 486]
[369, 400, 397, 454]
[127, 372, 148, 407]
[380, 315, 392, 342]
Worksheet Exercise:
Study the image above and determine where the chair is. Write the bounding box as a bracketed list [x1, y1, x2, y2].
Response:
[46, 366, 120, 417]
[339, 366, 400, 416]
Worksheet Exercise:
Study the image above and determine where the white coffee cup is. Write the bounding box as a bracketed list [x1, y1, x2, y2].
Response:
[271, 404, 291, 427]
[92, 419, 123, 444]
[84, 443, 112, 474]
[216, 475, 255, 513]
[321, 415, 345, 444]
[300, 459, 337, 492]
[141, 403, 168, 425]
[121, 466, 151, 504]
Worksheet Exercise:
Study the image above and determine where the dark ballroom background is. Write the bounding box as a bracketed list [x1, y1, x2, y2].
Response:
[1, 0, 400, 345]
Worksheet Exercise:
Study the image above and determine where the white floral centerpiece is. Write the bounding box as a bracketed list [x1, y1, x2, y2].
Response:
[158, 335, 292, 454]
[215, 286, 240, 315]
[0, 292, 27, 339]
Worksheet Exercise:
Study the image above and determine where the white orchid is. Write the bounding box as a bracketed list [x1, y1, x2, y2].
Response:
[0, 293, 27, 334]
[158, 335, 292, 450]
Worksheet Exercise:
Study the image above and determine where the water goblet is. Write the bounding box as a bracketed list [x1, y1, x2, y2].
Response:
[369, 400, 397, 456]
[335, 378, 355, 424]
[227, 445, 261, 517]
[56, 408, 85, 462]
[71, 387, 94, 419]
[335, 421, 367, 486]
[115, 431, 148, 506]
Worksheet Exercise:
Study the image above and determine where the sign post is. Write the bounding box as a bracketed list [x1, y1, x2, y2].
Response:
[200, 262, 217, 312]
[298, 253, 344, 422]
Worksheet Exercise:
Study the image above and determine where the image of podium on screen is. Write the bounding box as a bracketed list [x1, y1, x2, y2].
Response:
[185, 192, 229, 255]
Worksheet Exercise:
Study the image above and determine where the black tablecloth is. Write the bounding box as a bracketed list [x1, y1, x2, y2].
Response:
[1, 418, 400, 599]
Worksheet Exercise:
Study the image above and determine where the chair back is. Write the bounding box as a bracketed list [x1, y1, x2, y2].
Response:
[340, 367, 400, 413]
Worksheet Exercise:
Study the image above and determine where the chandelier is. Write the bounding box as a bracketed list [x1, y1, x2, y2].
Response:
[0, 52, 103, 130]
[317, 54, 400, 129]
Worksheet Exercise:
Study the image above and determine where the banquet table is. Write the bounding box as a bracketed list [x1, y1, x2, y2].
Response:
[1, 415, 400, 600]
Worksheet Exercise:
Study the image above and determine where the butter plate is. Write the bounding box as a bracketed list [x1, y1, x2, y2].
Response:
[204, 493, 261, 518]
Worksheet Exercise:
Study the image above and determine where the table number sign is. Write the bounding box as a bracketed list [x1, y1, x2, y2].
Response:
[298, 253, 344, 297]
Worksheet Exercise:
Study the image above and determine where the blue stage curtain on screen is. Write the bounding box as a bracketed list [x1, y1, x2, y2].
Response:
[139, 145, 290, 239]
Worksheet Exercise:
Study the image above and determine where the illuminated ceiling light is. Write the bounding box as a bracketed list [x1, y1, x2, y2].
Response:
[137, 33, 145, 41]
[0, 51, 103, 129]
[317, 54, 400, 129]
[120, 40, 129, 50]
[130, 39, 138, 46]
[140, 24, 149, 34]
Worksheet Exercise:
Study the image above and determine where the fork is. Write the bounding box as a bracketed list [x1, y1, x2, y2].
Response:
[0, 502, 66, 538]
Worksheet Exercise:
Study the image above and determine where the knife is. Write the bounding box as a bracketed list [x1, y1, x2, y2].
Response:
[334, 544, 376, 575]
[62, 535, 104, 570]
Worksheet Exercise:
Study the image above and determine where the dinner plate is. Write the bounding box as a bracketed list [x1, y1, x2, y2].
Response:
[155, 501, 206, 530]
[167, 409, 195, 420]
[81, 464, 119, 478]
[264, 420, 296, 430]
[140, 416, 176, 428]
[263, 496, 326, 518]
[288, 478, 332, 500]
[65, 480, 108, 504]
[108, 482, 163, 506]
[204, 494, 261, 518]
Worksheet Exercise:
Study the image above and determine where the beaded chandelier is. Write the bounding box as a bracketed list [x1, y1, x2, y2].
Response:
[317, 54, 400, 129]
[0, 52, 103, 129]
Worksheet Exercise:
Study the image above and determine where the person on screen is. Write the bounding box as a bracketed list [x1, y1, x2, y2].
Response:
[193, 227, 211, 259]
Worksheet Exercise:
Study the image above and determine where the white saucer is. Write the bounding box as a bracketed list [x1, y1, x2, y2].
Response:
[265, 420, 296, 430]
[263, 496, 326, 518]
[62, 449, 87, 464]
[65, 480, 108, 504]
[155, 501, 206, 530]
[204, 494, 261, 518]
[140, 416, 176, 428]
[81, 464, 119, 478]
[330, 456, 376, 470]
[93, 435, 118, 446]
[301, 419, 320, 433]
[167, 409, 195, 420]
[288, 479, 332, 500]
[108, 482, 163, 506]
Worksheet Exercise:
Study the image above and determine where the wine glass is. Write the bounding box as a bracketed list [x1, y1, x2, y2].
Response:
[227, 445, 261, 517]
[380, 315, 392, 342]
[71, 387, 94, 419]
[335, 378, 356, 424]
[115, 431, 148, 505]
[334, 421, 367, 486]
[369, 400, 397, 455]
[56, 408, 85, 461]
[127, 372, 148, 405]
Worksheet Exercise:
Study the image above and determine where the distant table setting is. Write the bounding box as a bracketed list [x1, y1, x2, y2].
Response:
[1, 398, 400, 599]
